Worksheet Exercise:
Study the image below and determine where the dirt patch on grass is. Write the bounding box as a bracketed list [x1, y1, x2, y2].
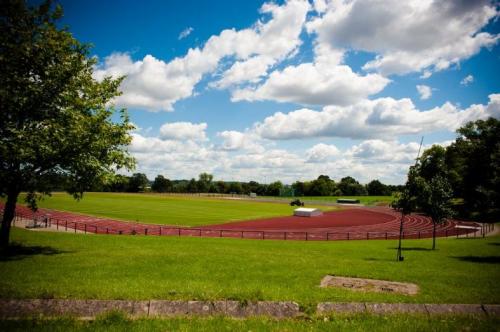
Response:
[320, 275, 419, 296]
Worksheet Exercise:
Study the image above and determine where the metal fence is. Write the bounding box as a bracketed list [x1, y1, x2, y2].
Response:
[10, 209, 494, 241]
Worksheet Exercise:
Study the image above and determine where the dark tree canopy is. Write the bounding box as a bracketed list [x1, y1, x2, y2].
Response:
[151, 175, 171, 193]
[128, 173, 149, 192]
[448, 118, 500, 221]
[0, 1, 135, 246]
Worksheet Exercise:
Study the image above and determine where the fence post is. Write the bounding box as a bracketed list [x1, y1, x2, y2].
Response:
[84, 224, 87, 234]
[199, 229, 202, 237]
[306, 232, 308, 241]
[178, 228, 181, 236]
[347, 232, 350, 240]
[106, 228, 109, 234]
[241, 231, 243, 238]
[56, 220, 59, 230]
[95, 225, 98, 234]
[74, 223, 77, 233]
[220, 230, 222, 237]
[159, 227, 162, 236]
[65, 221, 68, 231]
[145, 228, 148, 235]
[367, 232, 369, 240]
[385, 232, 388, 240]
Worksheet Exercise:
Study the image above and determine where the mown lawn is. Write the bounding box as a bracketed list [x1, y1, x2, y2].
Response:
[1, 228, 499, 306]
[1, 312, 498, 332]
[15, 192, 336, 226]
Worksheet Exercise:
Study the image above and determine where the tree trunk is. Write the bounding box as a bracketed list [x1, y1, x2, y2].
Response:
[396, 213, 405, 261]
[432, 221, 436, 250]
[0, 190, 20, 248]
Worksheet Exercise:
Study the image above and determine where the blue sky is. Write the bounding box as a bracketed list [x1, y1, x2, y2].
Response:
[52, 0, 499, 184]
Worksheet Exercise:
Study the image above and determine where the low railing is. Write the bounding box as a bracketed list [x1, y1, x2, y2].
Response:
[9, 209, 494, 242]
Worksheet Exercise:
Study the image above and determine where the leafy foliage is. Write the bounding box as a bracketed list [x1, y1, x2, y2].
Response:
[0, 0, 134, 245]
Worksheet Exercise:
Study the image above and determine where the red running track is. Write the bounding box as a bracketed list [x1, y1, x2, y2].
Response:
[2, 203, 487, 241]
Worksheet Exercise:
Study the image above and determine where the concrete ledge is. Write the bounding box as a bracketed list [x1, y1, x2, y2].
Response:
[0, 299, 149, 319]
[424, 304, 485, 316]
[366, 303, 427, 314]
[483, 304, 500, 316]
[0, 300, 498, 319]
[0, 299, 299, 319]
[317, 302, 366, 314]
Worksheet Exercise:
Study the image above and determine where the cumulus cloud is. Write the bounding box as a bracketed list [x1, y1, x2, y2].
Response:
[253, 94, 500, 140]
[178, 27, 194, 40]
[216, 130, 265, 153]
[127, 131, 455, 185]
[94, 0, 310, 111]
[308, 0, 499, 76]
[159, 122, 207, 141]
[461, 74, 475, 86]
[232, 60, 389, 106]
[306, 143, 340, 163]
[416, 84, 432, 100]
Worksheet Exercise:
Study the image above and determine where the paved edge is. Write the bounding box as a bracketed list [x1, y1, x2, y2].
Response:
[0, 300, 499, 319]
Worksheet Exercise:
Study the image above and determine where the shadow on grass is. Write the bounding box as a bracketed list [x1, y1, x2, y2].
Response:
[452, 256, 500, 264]
[0, 243, 71, 261]
[363, 257, 395, 262]
[388, 247, 433, 251]
[488, 243, 500, 246]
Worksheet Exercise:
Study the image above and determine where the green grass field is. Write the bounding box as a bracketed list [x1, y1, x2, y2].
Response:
[1, 312, 498, 332]
[1, 228, 499, 306]
[15, 192, 337, 227]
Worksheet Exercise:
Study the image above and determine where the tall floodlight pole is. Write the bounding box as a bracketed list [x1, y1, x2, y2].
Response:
[397, 136, 424, 261]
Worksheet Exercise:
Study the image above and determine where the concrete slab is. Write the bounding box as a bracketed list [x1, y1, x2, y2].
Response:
[149, 300, 188, 316]
[317, 302, 366, 314]
[424, 304, 485, 316]
[365, 303, 427, 314]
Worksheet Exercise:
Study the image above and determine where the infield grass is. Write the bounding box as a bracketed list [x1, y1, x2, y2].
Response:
[1, 228, 499, 306]
[15, 192, 336, 227]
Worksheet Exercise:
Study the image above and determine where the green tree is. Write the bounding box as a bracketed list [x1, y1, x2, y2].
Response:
[366, 179, 390, 196]
[391, 167, 422, 260]
[338, 176, 367, 196]
[151, 175, 171, 193]
[0, 1, 134, 247]
[266, 181, 283, 196]
[187, 178, 198, 193]
[447, 118, 500, 222]
[415, 145, 454, 249]
[228, 182, 243, 194]
[197, 172, 213, 193]
[128, 173, 149, 192]
[419, 175, 454, 250]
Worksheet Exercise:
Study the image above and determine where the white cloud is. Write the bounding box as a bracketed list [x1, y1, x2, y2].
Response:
[159, 122, 208, 141]
[308, 0, 499, 76]
[94, 1, 310, 111]
[461, 74, 474, 86]
[416, 84, 432, 100]
[178, 27, 194, 40]
[127, 131, 458, 185]
[306, 143, 340, 163]
[232, 60, 389, 106]
[253, 94, 500, 140]
[216, 130, 265, 153]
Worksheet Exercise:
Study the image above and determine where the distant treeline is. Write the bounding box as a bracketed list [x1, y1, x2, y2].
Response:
[91, 172, 402, 197]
